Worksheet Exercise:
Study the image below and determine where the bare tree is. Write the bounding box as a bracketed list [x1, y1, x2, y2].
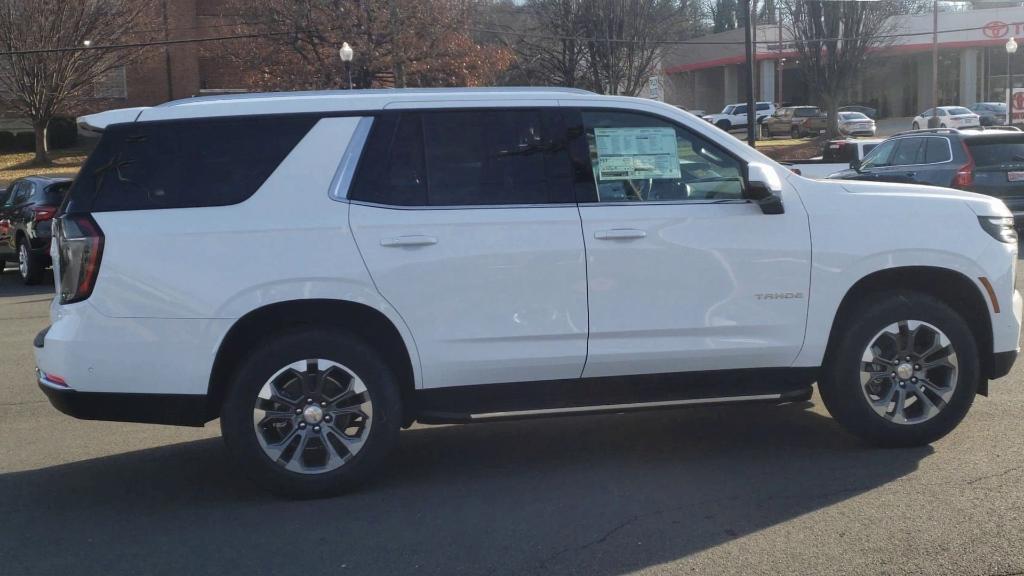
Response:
[0, 0, 152, 164]
[221, 0, 512, 91]
[492, 0, 688, 96]
[783, 0, 903, 136]
[582, 0, 688, 96]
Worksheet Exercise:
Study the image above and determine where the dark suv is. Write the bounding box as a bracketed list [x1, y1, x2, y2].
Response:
[0, 176, 71, 284]
[829, 128, 1024, 228]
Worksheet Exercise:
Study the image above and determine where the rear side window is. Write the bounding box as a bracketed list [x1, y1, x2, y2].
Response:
[350, 109, 575, 206]
[891, 138, 925, 165]
[64, 116, 316, 213]
[924, 138, 951, 164]
[966, 138, 1024, 167]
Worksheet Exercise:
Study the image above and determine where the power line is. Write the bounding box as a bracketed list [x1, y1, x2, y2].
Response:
[0, 26, 336, 57]
[0, 20, 1009, 56]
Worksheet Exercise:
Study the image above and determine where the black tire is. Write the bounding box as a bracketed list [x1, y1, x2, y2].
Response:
[912, 122, 920, 130]
[221, 328, 402, 498]
[715, 120, 731, 131]
[0, 258, 6, 273]
[940, 123, 947, 129]
[17, 240, 42, 285]
[819, 291, 979, 447]
[791, 126, 800, 139]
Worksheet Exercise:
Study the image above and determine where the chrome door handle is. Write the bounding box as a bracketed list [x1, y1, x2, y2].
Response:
[380, 235, 438, 247]
[594, 229, 646, 240]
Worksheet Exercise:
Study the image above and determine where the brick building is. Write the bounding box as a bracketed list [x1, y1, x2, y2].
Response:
[117, 0, 247, 110]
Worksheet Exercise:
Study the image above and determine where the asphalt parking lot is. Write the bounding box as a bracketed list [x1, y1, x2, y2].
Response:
[1, 265, 1023, 576]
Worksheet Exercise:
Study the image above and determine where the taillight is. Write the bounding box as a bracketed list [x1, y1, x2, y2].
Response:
[32, 206, 56, 222]
[953, 141, 975, 189]
[55, 214, 104, 304]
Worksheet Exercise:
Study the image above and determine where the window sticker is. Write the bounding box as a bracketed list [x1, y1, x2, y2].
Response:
[593, 127, 681, 181]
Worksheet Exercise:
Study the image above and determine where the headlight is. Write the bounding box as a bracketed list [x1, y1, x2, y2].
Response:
[979, 216, 1018, 244]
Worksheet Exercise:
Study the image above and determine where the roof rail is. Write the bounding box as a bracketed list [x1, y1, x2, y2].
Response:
[960, 125, 1023, 132]
[156, 86, 598, 108]
[892, 127, 961, 137]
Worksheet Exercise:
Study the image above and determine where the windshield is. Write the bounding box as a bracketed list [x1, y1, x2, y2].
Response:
[722, 106, 734, 114]
[793, 108, 819, 117]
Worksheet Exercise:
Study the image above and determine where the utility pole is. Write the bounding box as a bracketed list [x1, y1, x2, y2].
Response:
[931, 0, 938, 118]
[743, 0, 757, 146]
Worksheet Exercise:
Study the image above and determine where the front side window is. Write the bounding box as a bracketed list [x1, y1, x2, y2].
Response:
[349, 109, 575, 207]
[861, 139, 898, 169]
[734, 105, 748, 115]
[580, 110, 745, 203]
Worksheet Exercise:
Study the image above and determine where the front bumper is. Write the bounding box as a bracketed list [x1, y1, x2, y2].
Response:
[990, 350, 1018, 379]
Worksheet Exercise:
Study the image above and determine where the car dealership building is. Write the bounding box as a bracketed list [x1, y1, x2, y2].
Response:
[660, 5, 1024, 118]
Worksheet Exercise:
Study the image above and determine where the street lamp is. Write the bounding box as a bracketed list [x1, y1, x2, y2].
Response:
[339, 42, 354, 90]
[1007, 37, 1017, 125]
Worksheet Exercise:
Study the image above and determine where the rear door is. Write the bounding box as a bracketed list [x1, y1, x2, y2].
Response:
[348, 107, 590, 389]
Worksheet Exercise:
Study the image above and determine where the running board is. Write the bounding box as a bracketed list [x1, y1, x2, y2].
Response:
[468, 393, 784, 421]
[412, 369, 819, 425]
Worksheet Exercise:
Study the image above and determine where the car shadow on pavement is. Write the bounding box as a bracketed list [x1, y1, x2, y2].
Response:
[0, 401, 930, 576]
[0, 266, 53, 297]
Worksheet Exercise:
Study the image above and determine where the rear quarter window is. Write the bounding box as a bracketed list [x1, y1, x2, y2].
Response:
[64, 116, 317, 213]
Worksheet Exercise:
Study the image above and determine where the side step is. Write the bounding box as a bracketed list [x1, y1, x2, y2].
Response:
[413, 368, 817, 424]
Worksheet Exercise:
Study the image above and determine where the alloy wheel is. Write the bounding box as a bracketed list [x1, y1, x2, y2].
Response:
[859, 320, 958, 425]
[253, 359, 373, 474]
[18, 243, 28, 279]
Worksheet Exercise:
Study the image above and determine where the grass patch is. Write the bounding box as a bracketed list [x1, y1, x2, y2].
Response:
[0, 142, 94, 187]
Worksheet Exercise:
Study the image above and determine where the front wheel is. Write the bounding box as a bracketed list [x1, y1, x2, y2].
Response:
[912, 122, 920, 130]
[791, 126, 800, 139]
[715, 120, 731, 131]
[221, 328, 402, 498]
[818, 291, 979, 447]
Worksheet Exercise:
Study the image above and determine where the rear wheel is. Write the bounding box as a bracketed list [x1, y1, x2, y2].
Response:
[819, 291, 979, 447]
[17, 240, 42, 285]
[221, 328, 402, 498]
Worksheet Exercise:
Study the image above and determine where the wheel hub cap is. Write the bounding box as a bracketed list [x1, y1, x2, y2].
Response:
[302, 404, 324, 424]
[896, 362, 914, 380]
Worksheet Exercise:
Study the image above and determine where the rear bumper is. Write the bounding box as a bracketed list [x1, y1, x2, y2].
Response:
[37, 375, 210, 426]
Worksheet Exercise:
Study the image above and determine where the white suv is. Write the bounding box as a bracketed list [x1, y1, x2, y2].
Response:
[703, 101, 775, 131]
[36, 88, 1021, 498]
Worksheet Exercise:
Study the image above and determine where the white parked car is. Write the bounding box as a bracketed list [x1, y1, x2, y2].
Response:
[38, 88, 1021, 498]
[703, 101, 775, 131]
[912, 106, 981, 130]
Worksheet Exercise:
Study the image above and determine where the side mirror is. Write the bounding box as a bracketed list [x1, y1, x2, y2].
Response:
[849, 158, 862, 171]
[746, 162, 785, 215]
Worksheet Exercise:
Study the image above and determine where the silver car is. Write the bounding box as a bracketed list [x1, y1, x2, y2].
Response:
[838, 111, 876, 137]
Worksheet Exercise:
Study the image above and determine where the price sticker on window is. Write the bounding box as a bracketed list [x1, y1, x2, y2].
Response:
[593, 127, 681, 181]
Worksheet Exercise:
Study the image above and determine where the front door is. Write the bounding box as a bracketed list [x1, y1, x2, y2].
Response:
[348, 107, 589, 389]
[571, 107, 812, 378]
